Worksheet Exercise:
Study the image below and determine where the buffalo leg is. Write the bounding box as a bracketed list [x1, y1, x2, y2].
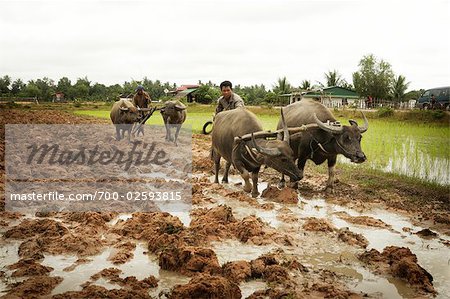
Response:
[251, 171, 260, 198]
[115, 126, 121, 141]
[325, 156, 337, 193]
[214, 152, 221, 184]
[278, 174, 286, 189]
[127, 126, 132, 143]
[164, 121, 171, 141]
[222, 161, 231, 183]
[174, 124, 181, 146]
[289, 158, 306, 189]
[234, 161, 252, 193]
[138, 125, 144, 137]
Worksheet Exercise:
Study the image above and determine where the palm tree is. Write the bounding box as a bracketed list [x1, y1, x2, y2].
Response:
[322, 70, 344, 87]
[300, 80, 311, 90]
[273, 76, 292, 95]
[391, 75, 410, 102]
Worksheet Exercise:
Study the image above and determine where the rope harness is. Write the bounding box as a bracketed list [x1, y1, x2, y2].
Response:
[304, 130, 332, 159]
[232, 138, 262, 169]
[303, 120, 350, 159]
[305, 129, 353, 159]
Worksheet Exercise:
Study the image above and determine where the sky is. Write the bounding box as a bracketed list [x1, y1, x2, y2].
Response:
[0, 0, 449, 91]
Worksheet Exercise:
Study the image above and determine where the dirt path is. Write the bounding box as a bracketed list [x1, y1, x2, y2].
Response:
[0, 108, 449, 298]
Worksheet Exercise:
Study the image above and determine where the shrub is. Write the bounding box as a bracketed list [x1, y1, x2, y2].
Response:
[377, 107, 394, 117]
[431, 110, 444, 120]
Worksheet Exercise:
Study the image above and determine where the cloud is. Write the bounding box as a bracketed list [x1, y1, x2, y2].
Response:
[0, 0, 449, 90]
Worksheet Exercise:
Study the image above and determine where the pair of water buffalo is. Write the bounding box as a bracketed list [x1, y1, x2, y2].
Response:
[110, 99, 186, 145]
[211, 99, 368, 197]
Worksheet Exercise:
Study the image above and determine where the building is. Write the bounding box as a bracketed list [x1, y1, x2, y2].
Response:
[168, 84, 199, 102]
[53, 92, 65, 102]
[284, 86, 363, 108]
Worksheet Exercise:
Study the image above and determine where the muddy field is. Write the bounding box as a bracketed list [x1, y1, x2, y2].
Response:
[0, 108, 449, 298]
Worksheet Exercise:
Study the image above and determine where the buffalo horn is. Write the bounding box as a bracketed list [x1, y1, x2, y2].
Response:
[358, 112, 369, 133]
[313, 113, 343, 133]
[281, 107, 290, 145]
[251, 133, 281, 156]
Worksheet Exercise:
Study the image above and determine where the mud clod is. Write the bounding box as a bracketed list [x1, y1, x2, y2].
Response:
[159, 246, 222, 276]
[337, 227, 369, 248]
[222, 261, 252, 283]
[169, 274, 241, 299]
[233, 215, 266, 243]
[261, 186, 298, 204]
[8, 258, 53, 277]
[415, 228, 438, 238]
[4, 276, 63, 298]
[302, 217, 335, 232]
[335, 211, 391, 229]
[359, 246, 435, 294]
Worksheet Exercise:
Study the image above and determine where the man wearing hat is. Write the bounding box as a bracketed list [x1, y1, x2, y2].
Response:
[132, 85, 152, 136]
[133, 85, 151, 109]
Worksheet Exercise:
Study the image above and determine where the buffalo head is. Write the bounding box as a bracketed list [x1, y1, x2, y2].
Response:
[313, 112, 368, 163]
[119, 106, 141, 123]
[249, 108, 302, 181]
[161, 101, 186, 117]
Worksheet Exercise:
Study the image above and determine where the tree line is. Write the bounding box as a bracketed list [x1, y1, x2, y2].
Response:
[0, 54, 423, 105]
[0, 76, 176, 102]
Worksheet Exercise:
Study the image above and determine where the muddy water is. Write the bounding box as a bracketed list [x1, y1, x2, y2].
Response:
[211, 239, 275, 265]
[0, 240, 22, 295]
[34, 243, 188, 296]
[201, 174, 450, 298]
[293, 198, 449, 296]
[240, 279, 267, 298]
[285, 198, 448, 298]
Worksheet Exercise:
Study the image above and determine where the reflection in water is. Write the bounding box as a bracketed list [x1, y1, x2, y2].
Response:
[339, 137, 450, 185]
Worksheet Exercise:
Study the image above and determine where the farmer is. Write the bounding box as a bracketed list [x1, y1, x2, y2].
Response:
[215, 80, 245, 114]
[133, 85, 151, 109]
[132, 85, 152, 136]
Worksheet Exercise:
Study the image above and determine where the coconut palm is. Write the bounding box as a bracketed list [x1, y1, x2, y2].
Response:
[300, 80, 311, 90]
[273, 76, 292, 95]
[391, 75, 410, 102]
[322, 70, 344, 87]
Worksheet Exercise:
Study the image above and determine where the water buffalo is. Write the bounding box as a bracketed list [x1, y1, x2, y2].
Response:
[276, 99, 368, 192]
[212, 107, 302, 197]
[110, 99, 141, 142]
[160, 100, 187, 146]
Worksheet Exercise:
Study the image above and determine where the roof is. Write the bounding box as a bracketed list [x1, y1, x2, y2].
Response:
[176, 84, 200, 92]
[305, 86, 360, 99]
[176, 88, 198, 97]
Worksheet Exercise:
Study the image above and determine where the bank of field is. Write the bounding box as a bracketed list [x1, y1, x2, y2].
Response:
[75, 106, 450, 186]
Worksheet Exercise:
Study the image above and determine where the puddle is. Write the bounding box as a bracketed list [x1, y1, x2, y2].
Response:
[149, 270, 191, 298]
[240, 279, 267, 298]
[211, 240, 274, 266]
[208, 174, 269, 195]
[298, 251, 416, 299]
[38, 243, 188, 295]
[204, 175, 281, 228]
[108, 213, 133, 226]
[0, 240, 22, 295]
